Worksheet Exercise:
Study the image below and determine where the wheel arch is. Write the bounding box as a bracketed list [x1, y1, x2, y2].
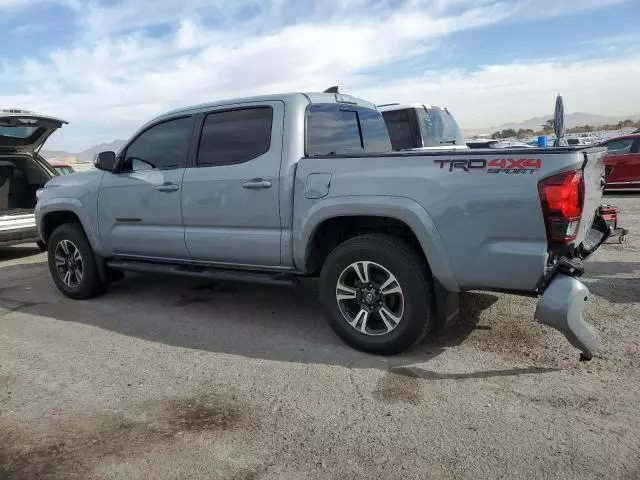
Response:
[295, 196, 459, 292]
[38, 199, 102, 253]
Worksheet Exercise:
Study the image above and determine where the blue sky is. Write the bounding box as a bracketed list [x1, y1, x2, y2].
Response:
[1, 0, 639, 151]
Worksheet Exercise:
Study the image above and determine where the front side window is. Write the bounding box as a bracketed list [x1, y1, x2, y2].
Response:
[197, 107, 273, 166]
[124, 117, 192, 171]
[306, 104, 391, 156]
[604, 138, 634, 154]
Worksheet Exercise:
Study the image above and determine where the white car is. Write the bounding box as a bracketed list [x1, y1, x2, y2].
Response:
[567, 137, 597, 146]
[378, 103, 469, 151]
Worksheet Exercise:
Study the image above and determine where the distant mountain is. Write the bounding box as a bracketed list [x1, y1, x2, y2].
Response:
[464, 113, 640, 136]
[42, 139, 126, 163]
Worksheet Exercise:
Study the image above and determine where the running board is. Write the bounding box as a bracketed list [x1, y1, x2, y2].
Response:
[106, 259, 298, 287]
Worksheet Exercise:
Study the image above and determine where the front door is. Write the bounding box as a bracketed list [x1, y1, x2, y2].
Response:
[98, 116, 194, 259]
[181, 102, 284, 267]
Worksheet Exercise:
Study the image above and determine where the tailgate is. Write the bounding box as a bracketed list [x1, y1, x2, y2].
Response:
[576, 148, 607, 246]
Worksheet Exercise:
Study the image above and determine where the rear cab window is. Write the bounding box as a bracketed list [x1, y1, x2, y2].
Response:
[306, 104, 391, 156]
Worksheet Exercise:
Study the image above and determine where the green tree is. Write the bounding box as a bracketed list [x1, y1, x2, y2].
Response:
[501, 128, 517, 138]
[516, 128, 534, 138]
[542, 119, 554, 133]
[491, 131, 502, 139]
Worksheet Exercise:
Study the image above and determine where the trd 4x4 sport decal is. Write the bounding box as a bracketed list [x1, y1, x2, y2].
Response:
[434, 158, 542, 174]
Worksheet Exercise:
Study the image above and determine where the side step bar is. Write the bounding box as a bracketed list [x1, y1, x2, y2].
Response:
[106, 259, 298, 287]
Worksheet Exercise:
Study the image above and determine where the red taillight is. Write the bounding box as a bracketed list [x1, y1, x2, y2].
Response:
[538, 170, 584, 244]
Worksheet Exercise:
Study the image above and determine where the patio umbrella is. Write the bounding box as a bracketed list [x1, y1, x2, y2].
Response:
[553, 94, 568, 147]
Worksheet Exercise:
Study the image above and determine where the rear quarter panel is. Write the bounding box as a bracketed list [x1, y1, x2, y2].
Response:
[294, 148, 601, 292]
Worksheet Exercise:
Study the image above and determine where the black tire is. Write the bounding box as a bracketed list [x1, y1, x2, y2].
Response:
[47, 223, 107, 299]
[319, 234, 436, 355]
[36, 240, 47, 252]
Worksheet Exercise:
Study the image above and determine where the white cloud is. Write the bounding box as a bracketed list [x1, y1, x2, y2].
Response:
[0, 0, 635, 150]
[355, 56, 640, 129]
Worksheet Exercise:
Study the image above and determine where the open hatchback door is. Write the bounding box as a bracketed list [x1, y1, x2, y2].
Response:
[0, 109, 68, 153]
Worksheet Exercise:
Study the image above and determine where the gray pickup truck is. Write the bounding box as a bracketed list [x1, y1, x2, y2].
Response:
[35, 90, 610, 359]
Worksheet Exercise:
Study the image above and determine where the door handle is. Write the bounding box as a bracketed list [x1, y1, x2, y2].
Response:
[242, 178, 272, 190]
[155, 182, 180, 192]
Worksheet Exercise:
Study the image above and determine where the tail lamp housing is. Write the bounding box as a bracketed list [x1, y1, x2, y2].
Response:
[538, 169, 585, 244]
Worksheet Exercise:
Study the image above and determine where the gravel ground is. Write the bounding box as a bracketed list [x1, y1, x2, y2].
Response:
[1, 194, 639, 480]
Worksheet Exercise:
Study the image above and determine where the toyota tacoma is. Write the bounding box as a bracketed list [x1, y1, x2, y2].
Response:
[35, 90, 610, 359]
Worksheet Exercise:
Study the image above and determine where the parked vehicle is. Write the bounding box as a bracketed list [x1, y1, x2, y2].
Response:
[378, 103, 468, 151]
[1, 109, 65, 249]
[600, 134, 640, 191]
[467, 139, 535, 149]
[466, 139, 500, 149]
[51, 163, 75, 175]
[567, 137, 597, 146]
[36, 90, 610, 359]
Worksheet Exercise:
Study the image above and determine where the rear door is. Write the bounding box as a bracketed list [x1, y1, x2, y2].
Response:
[97, 116, 194, 259]
[603, 137, 640, 187]
[181, 102, 284, 267]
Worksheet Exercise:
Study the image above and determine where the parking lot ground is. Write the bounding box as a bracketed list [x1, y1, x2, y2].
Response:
[1, 194, 639, 480]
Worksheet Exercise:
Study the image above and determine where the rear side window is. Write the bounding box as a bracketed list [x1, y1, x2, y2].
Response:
[197, 107, 273, 166]
[306, 104, 391, 156]
[381, 109, 416, 150]
[125, 117, 193, 170]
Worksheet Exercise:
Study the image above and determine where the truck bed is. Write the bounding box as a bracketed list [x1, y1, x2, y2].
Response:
[294, 146, 606, 293]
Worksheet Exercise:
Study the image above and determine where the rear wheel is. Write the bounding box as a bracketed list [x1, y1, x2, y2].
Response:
[47, 224, 107, 299]
[319, 234, 435, 355]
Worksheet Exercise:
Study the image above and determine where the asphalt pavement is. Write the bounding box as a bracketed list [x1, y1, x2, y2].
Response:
[1, 194, 639, 479]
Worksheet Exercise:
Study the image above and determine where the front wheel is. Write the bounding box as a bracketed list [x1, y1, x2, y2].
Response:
[47, 224, 107, 299]
[319, 234, 435, 355]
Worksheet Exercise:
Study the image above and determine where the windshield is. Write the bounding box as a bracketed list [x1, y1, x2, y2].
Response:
[419, 107, 465, 147]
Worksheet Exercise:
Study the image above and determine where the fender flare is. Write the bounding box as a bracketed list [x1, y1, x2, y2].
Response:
[37, 198, 103, 254]
[294, 195, 460, 292]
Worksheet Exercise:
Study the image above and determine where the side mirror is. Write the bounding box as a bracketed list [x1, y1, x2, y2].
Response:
[94, 151, 116, 172]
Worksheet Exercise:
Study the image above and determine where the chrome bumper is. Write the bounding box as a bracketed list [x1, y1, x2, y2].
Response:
[535, 274, 599, 360]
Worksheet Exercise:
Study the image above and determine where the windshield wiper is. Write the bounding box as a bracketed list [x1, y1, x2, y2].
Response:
[439, 140, 457, 145]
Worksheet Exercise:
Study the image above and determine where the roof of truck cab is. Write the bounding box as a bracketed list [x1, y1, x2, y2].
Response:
[150, 92, 377, 124]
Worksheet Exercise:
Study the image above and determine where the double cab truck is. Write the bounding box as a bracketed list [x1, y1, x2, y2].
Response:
[35, 90, 610, 359]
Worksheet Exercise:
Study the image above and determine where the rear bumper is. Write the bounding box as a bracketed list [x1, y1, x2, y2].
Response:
[533, 211, 610, 360]
[535, 274, 598, 360]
